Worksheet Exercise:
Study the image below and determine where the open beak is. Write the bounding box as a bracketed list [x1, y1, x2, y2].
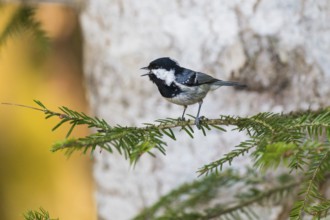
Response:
[140, 66, 151, 76]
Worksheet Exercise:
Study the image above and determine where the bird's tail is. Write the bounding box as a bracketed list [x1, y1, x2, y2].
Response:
[215, 80, 246, 88]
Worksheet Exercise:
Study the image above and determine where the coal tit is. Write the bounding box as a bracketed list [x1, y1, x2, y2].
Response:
[141, 57, 246, 127]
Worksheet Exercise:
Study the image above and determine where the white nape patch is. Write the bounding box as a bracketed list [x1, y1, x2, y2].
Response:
[151, 69, 175, 86]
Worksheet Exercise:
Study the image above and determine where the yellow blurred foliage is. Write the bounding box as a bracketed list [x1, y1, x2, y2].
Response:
[0, 4, 96, 220]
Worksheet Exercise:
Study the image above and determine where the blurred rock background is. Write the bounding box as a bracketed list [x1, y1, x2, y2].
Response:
[80, 0, 330, 219]
[0, 4, 95, 220]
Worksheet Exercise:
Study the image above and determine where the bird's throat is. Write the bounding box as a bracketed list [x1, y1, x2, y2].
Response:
[149, 75, 182, 98]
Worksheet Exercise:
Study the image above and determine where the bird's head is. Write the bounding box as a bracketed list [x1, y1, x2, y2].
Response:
[141, 57, 180, 86]
[141, 57, 179, 71]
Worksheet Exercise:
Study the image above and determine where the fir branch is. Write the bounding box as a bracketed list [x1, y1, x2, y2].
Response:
[133, 170, 241, 220]
[134, 170, 299, 220]
[201, 181, 298, 220]
[2, 101, 235, 163]
[50, 115, 235, 163]
[34, 100, 111, 133]
[290, 148, 330, 219]
[197, 140, 256, 176]
[4, 101, 330, 219]
[4, 101, 330, 170]
[198, 109, 330, 176]
[2, 100, 111, 135]
[0, 6, 50, 53]
[23, 207, 58, 220]
[287, 142, 310, 171]
[51, 127, 167, 163]
[145, 115, 238, 130]
[308, 200, 330, 218]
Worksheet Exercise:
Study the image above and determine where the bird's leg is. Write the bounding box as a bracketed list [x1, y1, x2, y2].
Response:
[195, 100, 203, 128]
[180, 105, 187, 121]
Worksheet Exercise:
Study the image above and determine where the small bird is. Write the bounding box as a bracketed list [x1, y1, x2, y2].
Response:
[141, 57, 246, 127]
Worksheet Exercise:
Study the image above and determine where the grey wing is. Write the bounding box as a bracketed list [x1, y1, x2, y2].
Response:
[176, 70, 246, 88]
[175, 69, 219, 86]
[196, 72, 243, 87]
[195, 72, 219, 85]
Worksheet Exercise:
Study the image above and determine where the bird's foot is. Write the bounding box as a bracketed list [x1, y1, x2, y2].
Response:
[195, 117, 201, 129]
[179, 116, 186, 121]
[195, 116, 205, 129]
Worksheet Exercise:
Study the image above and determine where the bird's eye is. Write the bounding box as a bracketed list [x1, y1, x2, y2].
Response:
[154, 65, 159, 69]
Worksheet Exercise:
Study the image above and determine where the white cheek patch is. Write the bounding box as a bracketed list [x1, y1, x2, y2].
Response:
[152, 69, 175, 86]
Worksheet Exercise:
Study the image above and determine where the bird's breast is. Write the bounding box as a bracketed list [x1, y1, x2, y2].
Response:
[165, 83, 210, 106]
